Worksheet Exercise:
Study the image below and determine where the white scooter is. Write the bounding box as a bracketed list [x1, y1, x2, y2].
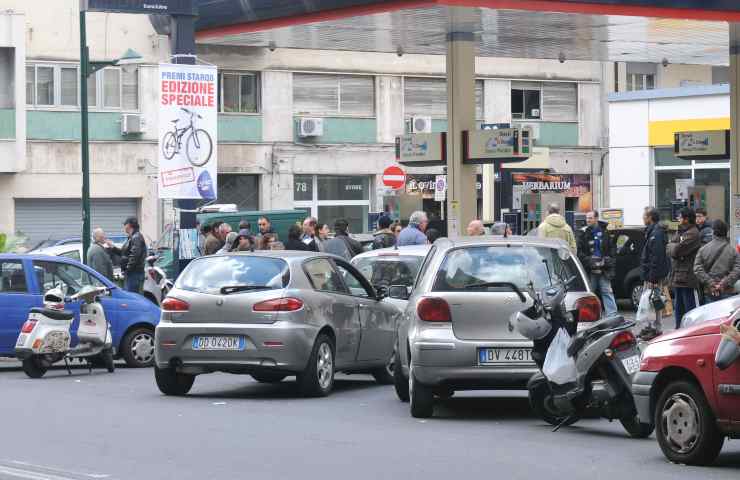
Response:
[15, 285, 115, 378]
[143, 255, 173, 306]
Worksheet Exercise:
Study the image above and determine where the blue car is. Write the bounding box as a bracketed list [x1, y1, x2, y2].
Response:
[0, 253, 159, 367]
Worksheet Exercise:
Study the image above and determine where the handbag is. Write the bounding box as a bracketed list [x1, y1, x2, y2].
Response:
[650, 287, 665, 312]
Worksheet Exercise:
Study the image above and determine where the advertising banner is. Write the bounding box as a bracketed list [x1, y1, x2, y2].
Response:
[674, 130, 730, 159]
[158, 63, 217, 200]
[396, 133, 446, 166]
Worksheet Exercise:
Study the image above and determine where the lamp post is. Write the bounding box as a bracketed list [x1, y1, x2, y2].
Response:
[79, 9, 142, 264]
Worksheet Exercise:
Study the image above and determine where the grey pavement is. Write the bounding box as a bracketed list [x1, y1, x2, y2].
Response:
[0, 365, 737, 480]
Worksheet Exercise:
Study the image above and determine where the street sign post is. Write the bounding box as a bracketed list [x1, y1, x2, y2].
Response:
[434, 175, 447, 202]
[382, 165, 406, 190]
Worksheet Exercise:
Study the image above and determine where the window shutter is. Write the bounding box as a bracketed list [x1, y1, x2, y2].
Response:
[103, 68, 121, 108]
[122, 68, 139, 110]
[339, 76, 374, 116]
[542, 82, 577, 122]
[294, 73, 339, 115]
[404, 78, 447, 118]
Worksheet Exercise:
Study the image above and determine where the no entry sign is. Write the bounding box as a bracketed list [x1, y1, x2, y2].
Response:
[382, 166, 406, 190]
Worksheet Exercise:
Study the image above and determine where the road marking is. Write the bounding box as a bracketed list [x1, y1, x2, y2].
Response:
[0, 460, 111, 480]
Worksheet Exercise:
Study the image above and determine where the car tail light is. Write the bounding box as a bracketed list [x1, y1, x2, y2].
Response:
[21, 320, 37, 334]
[610, 331, 636, 351]
[417, 297, 451, 322]
[253, 298, 304, 312]
[161, 297, 190, 312]
[575, 296, 601, 323]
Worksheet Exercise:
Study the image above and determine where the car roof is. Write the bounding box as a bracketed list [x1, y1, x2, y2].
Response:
[33, 244, 83, 256]
[435, 235, 570, 249]
[352, 244, 431, 260]
[194, 250, 346, 264]
[1, 252, 83, 263]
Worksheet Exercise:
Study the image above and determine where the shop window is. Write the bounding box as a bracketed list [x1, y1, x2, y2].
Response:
[655, 148, 691, 167]
[656, 170, 692, 221]
[293, 73, 374, 117]
[511, 82, 541, 120]
[293, 175, 372, 233]
[219, 72, 259, 113]
[294, 175, 313, 202]
[317, 176, 369, 201]
[404, 77, 483, 120]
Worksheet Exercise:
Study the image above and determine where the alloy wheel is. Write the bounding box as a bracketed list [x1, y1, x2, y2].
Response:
[317, 342, 333, 390]
[131, 332, 155, 365]
[662, 393, 701, 454]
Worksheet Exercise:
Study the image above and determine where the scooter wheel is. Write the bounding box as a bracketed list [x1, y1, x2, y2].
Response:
[22, 357, 48, 379]
[529, 380, 579, 427]
[102, 349, 115, 373]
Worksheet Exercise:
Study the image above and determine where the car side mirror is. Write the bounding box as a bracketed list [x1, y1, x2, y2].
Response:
[388, 285, 410, 300]
[374, 285, 388, 300]
[715, 324, 740, 370]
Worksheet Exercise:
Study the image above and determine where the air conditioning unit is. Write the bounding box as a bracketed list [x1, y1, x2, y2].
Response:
[409, 116, 432, 134]
[121, 113, 143, 135]
[299, 118, 324, 137]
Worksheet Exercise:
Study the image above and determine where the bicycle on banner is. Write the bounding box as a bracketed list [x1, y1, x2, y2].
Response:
[161, 107, 214, 167]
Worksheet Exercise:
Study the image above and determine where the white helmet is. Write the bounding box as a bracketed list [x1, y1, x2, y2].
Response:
[509, 311, 552, 340]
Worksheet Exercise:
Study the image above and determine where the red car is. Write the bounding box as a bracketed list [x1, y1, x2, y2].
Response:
[633, 311, 740, 465]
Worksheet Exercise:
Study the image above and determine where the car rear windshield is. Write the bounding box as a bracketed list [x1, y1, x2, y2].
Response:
[176, 256, 290, 294]
[353, 255, 423, 288]
[433, 246, 586, 292]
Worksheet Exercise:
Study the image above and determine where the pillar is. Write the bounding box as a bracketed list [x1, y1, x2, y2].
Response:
[731, 24, 740, 243]
[445, 32, 478, 237]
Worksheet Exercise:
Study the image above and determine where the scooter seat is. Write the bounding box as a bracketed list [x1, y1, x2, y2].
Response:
[567, 315, 625, 357]
[30, 307, 74, 321]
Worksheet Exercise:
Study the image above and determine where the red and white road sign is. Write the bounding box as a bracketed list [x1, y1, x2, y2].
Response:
[382, 166, 406, 190]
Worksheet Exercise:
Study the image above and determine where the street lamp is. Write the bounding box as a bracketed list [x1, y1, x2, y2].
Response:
[79, 9, 143, 264]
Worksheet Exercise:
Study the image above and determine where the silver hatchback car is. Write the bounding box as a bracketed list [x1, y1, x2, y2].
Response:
[154, 252, 399, 397]
[390, 236, 597, 417]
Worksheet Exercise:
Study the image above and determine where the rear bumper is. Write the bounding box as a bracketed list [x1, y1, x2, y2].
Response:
[413, 365, 537, 388]
[632, 371, 659, 425]
[154, 321, 318, 374]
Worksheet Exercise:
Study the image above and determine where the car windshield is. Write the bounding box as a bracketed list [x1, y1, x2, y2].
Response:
[353, 255, 423, 288]
[433, 245, 586, 292]
[176, 255, 290, 294]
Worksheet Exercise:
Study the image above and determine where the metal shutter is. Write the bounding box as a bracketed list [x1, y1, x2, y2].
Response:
[542, 82, 577, 122]
[293, 73, 339, 115]
[15, 198, 139, 244]
[339, 76, 375, 116]
[404, 78, 483, 119]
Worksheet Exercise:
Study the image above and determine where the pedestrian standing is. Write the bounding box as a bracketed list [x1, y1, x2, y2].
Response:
[426, 228, 441, 243]
[318, 224, 331, 242]
[397, 211, 429, 246]
[639, 207, 671, 339]
[257, 216, 277, 239]
[234, 231, 254, 252]
[217, 232, 238, 254]
[667, 207, 702, 329]
[239, 219, 252, 236]
[694, 220, 740, 303]
[198, 224, 211, 256]
[285, 224, 309, 251]
[392, 222, 403, 239]
[119, 217, 147, 294]
[577, 211, 618, 317]
[695, 208, 713, 245]
[537, 203, 577, 252]
[466, 220, 485, 236]
[323, 219, 363, 260]
[301, 217, 320, 252]
[203, 221, 224, 255]
[372, 215, 396, 249]
[88, 227, 115, 281]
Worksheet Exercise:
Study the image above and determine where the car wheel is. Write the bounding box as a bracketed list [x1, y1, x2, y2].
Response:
[121, 327, 155, 368]
[102, 348, 115, 373]
[393, 349, 410, 402]
[251, 372, 287, 383]
[297, 334, 335, 397]
[630, 281, 643, 311]
[409, 359, 434, 418]
[22, 357, 47, 379]
[371, 350, 395, 385]
[529, 379, 579, 427]
[655, 380, 725, 465]
[620, 413, 654, 438]
[154, 365, 195, 396]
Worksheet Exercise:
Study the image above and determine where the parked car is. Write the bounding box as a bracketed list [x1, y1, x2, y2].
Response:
[33, 242, 124, 281]
[154, 251, 400, 397]
[0, 253, 160, 367]
[389, 236, 598, 417]
[608, 227, 646, 308]
[633, 298, 740, 465]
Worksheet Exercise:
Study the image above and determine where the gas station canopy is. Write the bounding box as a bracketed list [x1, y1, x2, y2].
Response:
[194, 0, 740, 65]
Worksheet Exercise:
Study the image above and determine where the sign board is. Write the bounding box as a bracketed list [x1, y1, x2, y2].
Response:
[382, 165, 406, 190]
[599, 208, 624, 230]
[434, 175, 447, 202]
[463, 127, 532, 164]
[674, 130, 730, 159]
[81, 0, 196, 15]
[158, 63, 218, 200]
[395, 133, 447, 166]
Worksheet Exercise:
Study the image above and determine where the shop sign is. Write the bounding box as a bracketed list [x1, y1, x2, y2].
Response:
[406, 177, 437, 196]
[600, 208, 624, 230]
[512, 173, 590, 197]
[464, 127, 532, 164]
[674, 130, 730, 159]
[81, 0, 196, 15]
[396, 133, 447, 166]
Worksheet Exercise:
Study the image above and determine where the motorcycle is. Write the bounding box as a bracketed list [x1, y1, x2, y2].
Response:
[509, 276, 654, 438]
[143, 255, 173, 306]
[15, 285, 115, 378]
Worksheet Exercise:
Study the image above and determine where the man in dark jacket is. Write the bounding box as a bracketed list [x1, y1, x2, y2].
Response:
[323, 219, 363, 260]
[667, 207, 702, 329]
[695, 208, 713, 245]
[372, 215, 396, 250]
[577, 211, 618, 317]
[119, 217, 147, 293]
[694, 219, 740, 303]
[639, 207, 671, 339]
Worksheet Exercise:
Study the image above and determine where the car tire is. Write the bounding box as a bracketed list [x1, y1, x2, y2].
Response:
[121, 327, 155, 368]
[409, 359, 434, 418]
[393, 349, 410, 402]
[630, 281, 643, 311]
[655, 380, 725, 465]
[297, 334, 335, 397]
[371, 350, 395, 385]
[529, 379, 579, 427]
[102, 348, 115, 373]
[22, 357, 47, 379]
[251, 372, 287, 383]
[154, 365, 195, 396]
[620, 413, 654, 439]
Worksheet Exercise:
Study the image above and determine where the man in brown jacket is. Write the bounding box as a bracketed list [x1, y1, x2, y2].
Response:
[667, 207, 701, 329]
[694, 219, 740, 303]
[203, 220, 225, 255]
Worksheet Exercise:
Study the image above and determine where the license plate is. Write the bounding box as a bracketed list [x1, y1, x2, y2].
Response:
[192, 336, 246, 351]
[621, 355, 641, 375]
[478, 348, 532, 365]
[16, 334, 27, 347]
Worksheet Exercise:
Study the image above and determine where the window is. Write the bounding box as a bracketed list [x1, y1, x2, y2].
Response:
[36, 66, 54, 106]
[353, 256, 423, 289]
[512, 81, 578, 121]
[293, 73, 374, 116]
[335, 264, 370, 298]
[511, 82, 541, 120]
[294, 175, 372, 233]
[219, 72, 259, 113]
[304, 258, 346, 293]
[214, 174, 260, 211]
[33, 261, 103, 296]
[103, 69, 121, 108]
[403, 77, 484, 119]
[60, 250, 82, 262]
[25, 66, 35, 105]
[60, 67, 78, 106]
[627, 73, 655, 91]
[0, 261, 27, 293]
[176, 256, 289, 294]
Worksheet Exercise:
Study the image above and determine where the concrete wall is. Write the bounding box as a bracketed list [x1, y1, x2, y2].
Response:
[657, 64, 713, 89]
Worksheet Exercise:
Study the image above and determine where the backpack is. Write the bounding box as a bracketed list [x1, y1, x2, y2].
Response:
[323, 237, 352, 261]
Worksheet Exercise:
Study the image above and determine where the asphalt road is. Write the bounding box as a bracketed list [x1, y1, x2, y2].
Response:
[0, 363, 738, 480]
